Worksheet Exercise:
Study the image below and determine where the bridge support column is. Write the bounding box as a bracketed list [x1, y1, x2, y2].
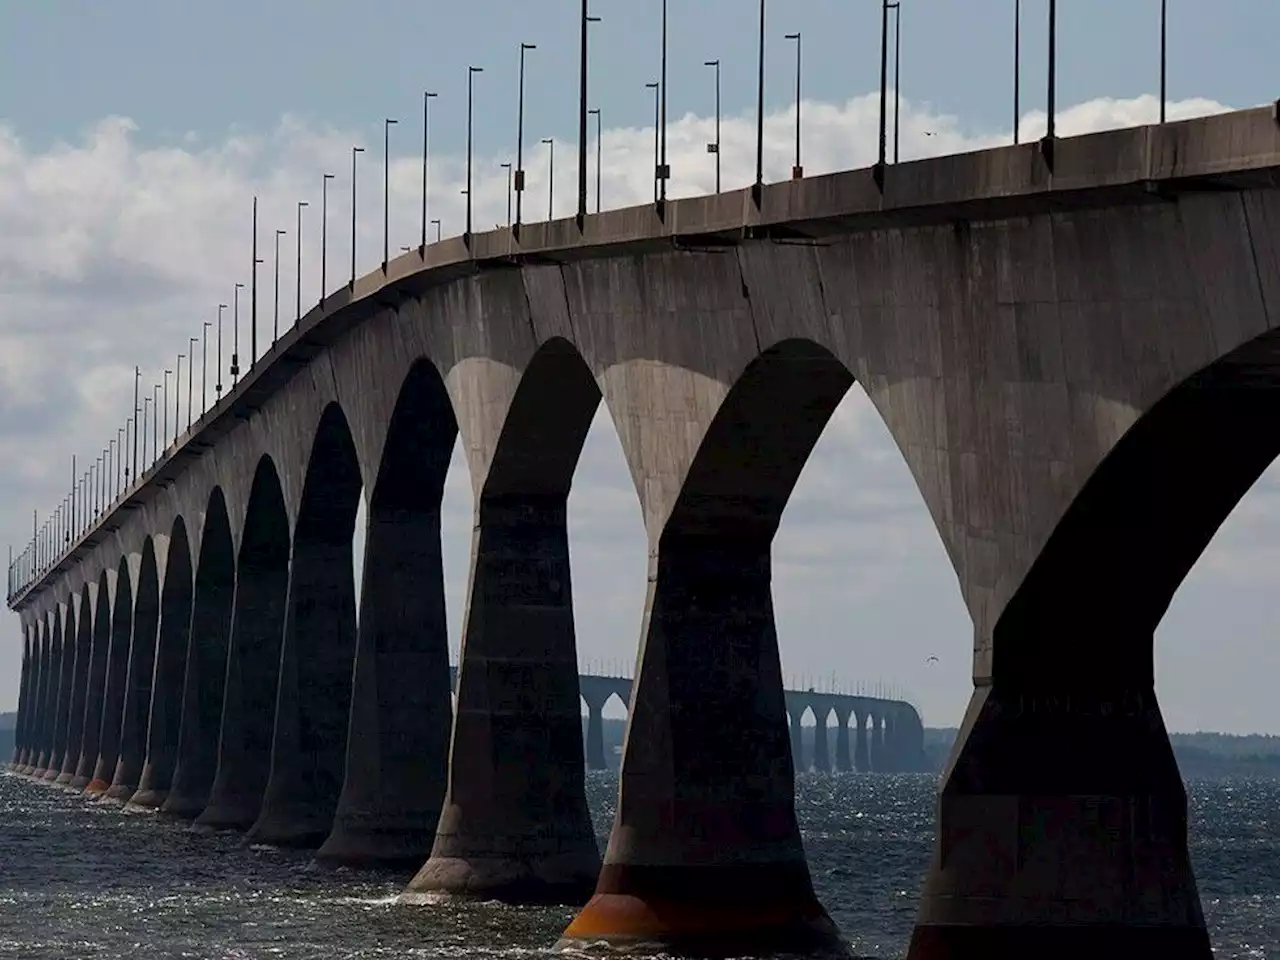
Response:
[71, 601, 111, 791]
[854, 711, 870, 773]
[788, 706, 805, 773]
[908, 681, 1211, 959]
[560, 534, 843, 955]
[404, 497, 599, 903]
[318, 501, 453, 866]
[28, 636, 50, 777]
[812, 709, 830, 773]
[43, 628, 72, 782]
[56, 606, 90, 786]
[583, 695, 608, 772]
[870, 714, 885, 773]
[834, 709, 852, 773]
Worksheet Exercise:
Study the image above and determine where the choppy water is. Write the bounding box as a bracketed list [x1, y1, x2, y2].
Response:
[0, 772, 1277, 959]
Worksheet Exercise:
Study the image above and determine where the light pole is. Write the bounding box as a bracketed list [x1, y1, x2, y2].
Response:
[754, 0, 766, 203]
[142, 396, 151, 468]
[152, 384, 160, 464]
[116, 427, 123, 493]
[578, 1, 601, 228]
[175, 355, 183, 442]
[646, 81, 660, 202]
[1014, 0, 1021, 144]
[785, 32, 802, 178]
[216, 303, 226, 398]
[542, 138, 555, 220]
[351, 146, 365, 286]
[232, 282, 244, 385]
[321, 172, 334, 301]
[1160, 0, 1168, 124]
[162, 369, 171, 450]
[295, 201, 307, 324]
[274, 228, 287, 341]
[1045, 0, 1057, 167]
[132, 366, 140, 481]
[383, 117, 398, 270]
[515, 44, 535, 236]
[705, 60, 721, 192]
[188, 337, 197, 427]
[421, 91, 437, 250]
[589, 107, 602, 212]
[466, 65, 483, 243]
[658, 0, 668, 205]
[203, 321, 212, 411]
[892, 3, 901, 164]
[250, 196, 260, 370]
[500, 162, 513, 227]
[431, 219, 441, 243]
[876, 0, 890, 187]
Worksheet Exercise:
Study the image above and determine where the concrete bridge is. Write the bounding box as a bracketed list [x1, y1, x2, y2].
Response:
[7, 105, 1280, 957]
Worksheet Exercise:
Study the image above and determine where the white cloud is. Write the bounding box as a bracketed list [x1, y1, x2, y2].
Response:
[6, 90, 1276, 735]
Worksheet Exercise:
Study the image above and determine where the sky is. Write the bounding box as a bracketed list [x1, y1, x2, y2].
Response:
[2, 0, 1279, 733]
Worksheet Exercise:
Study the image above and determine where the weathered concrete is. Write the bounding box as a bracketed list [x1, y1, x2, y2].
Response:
[318, 362, 456, 866]
[71, 577, 112, 790]
[11, 632, 31, 769]
[87, 559, 133, 795]
[56, 591, 92, 785]
[162, 494, 234, 819]
[107, 541, 161, 802]
[27, 625, 49, 776]
[405, 331, 602, 905]
[42, 611, 71, 782]
[198, 460, 290, 831]
[130, 522, 192, 809]
[9, 109, 1280, 954]
[249, 406, 362, 849]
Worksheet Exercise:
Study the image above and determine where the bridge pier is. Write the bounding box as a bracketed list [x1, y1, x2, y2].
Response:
[907, 682, 1211, 959]
[788, 706, 805, 773]
[561, 534, 843, 955]
[87, 572, 132, 796]
[109, 553, 160, 803]
[854, 711, 870, 773]
[833, 708, 852, 773]
[812, 708, 831, 773]
[404, 496, 600, 904]
[28, 631, 50, 777]
[56, 598, 91, 786]
[71, 587, 110, 790]
[43, 621, 71, 782]
[583, 693, 608, 772]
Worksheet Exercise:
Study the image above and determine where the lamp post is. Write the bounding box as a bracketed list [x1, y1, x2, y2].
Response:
[646, 81, 660, 203]
[1014, 0, 1021, 144]
[203, 320, 213, 411]
[274, 228, 287, 341]
[351, 146, 365, 287]
[321, 172, 334, 301]
[542, 138, 555, 220]
[116, 427, 123, 493]
[578, 1, 601, 228]
[892, 3, 901, 164]
[704, 60, 721, 192]
[1045, 0, 1057, 167]
[162, 369, 171, 450]
[142, 397, 151, 469]
[877, 0, 891, 186]
[216, 303, 226, 398]
[431, 219, 441, 243]
[232, 282, 244, 385]
[174, 357, 182, 444]
[1160, 0, 1168, 124]
[152, 385, 160, 465]
[515, 44, 535, 236]
[421, 91, 437, 250]
[785, 32, 802, 178]
[589, 107, 602, 212]
[658, 0, 668, 205]
[132, 366, 140, 481]
[295, 201, 307, 324]
[466, 66, 483, 243]
[383, 117, 398, 270]
[249, 196, 260, 370]
[754, 0, 766, 202]
[500, 162, 513, 227]
[188, 337, 197, 427]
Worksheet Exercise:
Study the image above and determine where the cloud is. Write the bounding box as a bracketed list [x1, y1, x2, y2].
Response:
[4, 89, 1267, 733]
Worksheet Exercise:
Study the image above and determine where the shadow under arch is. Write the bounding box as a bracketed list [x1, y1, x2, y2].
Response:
[56, 586, 94, 784]
[250, 403, 363, 849]
[907, 347, 1280, 958]
[200, 456, 291, 831]
[108, 538, 160, 801]
[131, 517, 194, 809]
[407, 336, 604, 904]
[569, 338, 854, 949]
[320, 358, 457, 865]
[71, 571, 113, 789]
[88, 555, 134, 794]
[163, 488, 235, 818]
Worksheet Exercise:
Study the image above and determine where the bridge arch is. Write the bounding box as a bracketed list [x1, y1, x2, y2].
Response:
[251, 402, 363, 848]
[200, 455, 291, 830]
[322, 358, 457, 864]
[163, 486, 235, 818]
[56, 586, 93, 783]
[108, 536, 160, 800]
[71, 571, 112, 788]
[132, 517, 194, 808]
[40, 607, 68, 780]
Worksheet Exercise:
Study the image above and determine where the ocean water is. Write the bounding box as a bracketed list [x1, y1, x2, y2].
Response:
[0, 772, 1276, 959]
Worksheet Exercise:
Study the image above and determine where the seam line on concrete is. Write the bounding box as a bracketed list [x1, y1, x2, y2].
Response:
[1239, 192, 1275, 332]
[733, 248, 762, 358]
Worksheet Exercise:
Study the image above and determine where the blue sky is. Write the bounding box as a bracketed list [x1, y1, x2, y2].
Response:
[2, 0, 1279, 734]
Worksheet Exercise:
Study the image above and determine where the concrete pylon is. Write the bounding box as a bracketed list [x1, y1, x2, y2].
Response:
[56, 595, 91, 786]
[71, 582, 111, 790]
[788, 706, 805, 773]
[403, 497, 601, 904]
[853, 710, 870, 773]
[109, 550, 160, 803]
[88, 567, 133, 795]
[583, 695, 608, 772]
[833, 708, 852, 773]
[43, 619, 72, 782]
[812, 707, 831, 773]
[28, 630, 50, 777]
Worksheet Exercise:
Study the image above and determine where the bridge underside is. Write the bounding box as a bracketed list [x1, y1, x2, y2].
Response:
[11, 108, 1280, 957]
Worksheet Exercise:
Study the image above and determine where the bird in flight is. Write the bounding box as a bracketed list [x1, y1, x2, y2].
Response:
[925, 656, 939, 663]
